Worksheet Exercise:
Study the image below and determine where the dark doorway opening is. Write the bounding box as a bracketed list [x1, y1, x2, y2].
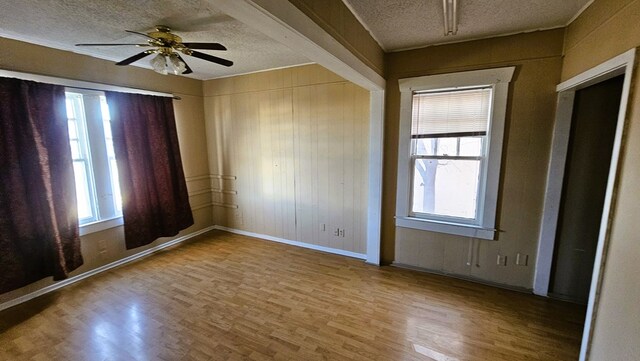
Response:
[549, 75, 625, 304]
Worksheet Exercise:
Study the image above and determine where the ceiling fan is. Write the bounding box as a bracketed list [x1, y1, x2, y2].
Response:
[76, 25, 233, 75]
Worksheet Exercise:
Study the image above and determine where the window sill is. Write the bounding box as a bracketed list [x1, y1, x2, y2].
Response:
[79, 216, 123, 236]
[395, 216, 495, 240]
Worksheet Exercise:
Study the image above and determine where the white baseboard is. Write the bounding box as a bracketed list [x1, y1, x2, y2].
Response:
[213, 225, 367, 260]
[0, 225, 216, 312]
[391, 262, 533, 294]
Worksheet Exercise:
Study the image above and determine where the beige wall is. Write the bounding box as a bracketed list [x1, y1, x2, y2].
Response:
[562, 0, 640, 81]
[203, 65, 370, 254]
[563, 0, 640, 359]
[288, 0, 385, 77]
[382, 30, 565, 289]
[0, 37, 213, 305]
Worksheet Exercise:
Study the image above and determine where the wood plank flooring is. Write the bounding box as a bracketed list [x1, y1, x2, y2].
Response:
[0, 231, 585, 360]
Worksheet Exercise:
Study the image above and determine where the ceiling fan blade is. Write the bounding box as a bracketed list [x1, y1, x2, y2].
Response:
[115, 51, 152, 66]
[125, 30, 157, 41]
[182, 42, 227, 51]
[76, 43, 150, 46]
[175, 54, 193, 74]
[188, 50, 233, 67]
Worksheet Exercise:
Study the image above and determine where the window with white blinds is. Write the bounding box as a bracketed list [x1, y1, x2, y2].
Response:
[409, 87, 492, 222]
[396, 67, 514, 239]
[411, 87, 492, 139]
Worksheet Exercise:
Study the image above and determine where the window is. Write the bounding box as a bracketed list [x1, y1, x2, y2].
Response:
[396, 67, 514, 239]
[65, 90, 123, 233]
[66, 93, 96, 222]
[410, 87, 491, 221]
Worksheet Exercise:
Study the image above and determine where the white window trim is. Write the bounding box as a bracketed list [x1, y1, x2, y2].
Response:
[395, 67, 514, 239]
[79, 216, 124, 236]
[67, 92, 99, 224]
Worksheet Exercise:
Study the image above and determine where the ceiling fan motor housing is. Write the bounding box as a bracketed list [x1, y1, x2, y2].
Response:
[148, 26, 182, 46]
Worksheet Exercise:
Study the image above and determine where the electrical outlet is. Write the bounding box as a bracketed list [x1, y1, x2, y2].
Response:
[334, 228, 340, 236]
[339, 229, 345, 237]
[496, 254, 507, 266]
[516, 253, 529, 266]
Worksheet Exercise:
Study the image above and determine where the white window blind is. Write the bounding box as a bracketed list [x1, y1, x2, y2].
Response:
[411, 87, 492, 138]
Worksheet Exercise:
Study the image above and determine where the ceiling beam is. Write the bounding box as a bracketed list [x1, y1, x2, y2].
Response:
[205, 0, 385, 91]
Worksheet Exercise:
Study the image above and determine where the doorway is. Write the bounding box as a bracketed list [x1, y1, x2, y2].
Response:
[533, 49, 635, 361]
[548, 75, 624, 304]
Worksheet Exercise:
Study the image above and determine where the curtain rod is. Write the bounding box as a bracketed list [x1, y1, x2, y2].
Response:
[65, 85, 181, 100]
[0, 69, 181, 100]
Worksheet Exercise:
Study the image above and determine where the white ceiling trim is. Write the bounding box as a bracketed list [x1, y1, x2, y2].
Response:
[202, 61, 315, 80]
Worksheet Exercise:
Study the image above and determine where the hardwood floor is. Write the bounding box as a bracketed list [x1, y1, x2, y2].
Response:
[0, 231, 585, 360]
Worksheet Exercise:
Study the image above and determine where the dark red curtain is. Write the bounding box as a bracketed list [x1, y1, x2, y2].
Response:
[0, 77, 83, 294]
[105, 92, 193, 249]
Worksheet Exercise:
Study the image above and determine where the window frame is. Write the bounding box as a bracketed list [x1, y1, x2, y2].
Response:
[66, 92, 99, 224]
[65, 89, 124, 236]
[409, 140, 486, 223]
[395, 67, 515, 239]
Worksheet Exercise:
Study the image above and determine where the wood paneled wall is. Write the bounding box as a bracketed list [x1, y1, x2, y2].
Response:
[203, 65, 370, 255]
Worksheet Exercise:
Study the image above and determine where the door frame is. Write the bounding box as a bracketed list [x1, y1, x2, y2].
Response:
[533, 48, 635, 360]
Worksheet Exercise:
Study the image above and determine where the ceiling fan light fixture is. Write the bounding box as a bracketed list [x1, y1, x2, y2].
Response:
[150, 53, 168, 75]
[168, 54, 187, 75]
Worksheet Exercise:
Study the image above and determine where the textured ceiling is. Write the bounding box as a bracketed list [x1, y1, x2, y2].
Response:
[1, 0, 595, 77]
[343, 0, 593, 51]
[0, 0, 310, 79]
